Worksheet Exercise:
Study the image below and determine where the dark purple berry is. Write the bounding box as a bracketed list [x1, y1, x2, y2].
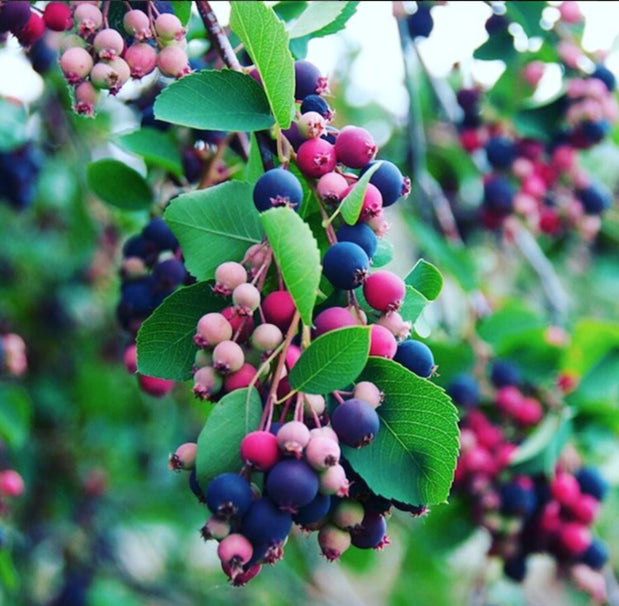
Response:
[483, 176, 515, 215]
[577, 184, 611, 215]
[152, 258, 187, 290]
[336, 223, 378, 259]
[490, 360, 520, 388]
[266, 459, 319, 513]
[293, 492, 332, 527]
[485, 136, 516, 169]
[206, 473, 253, 519]
[142, 217, 179, 252]
[406, 2, 434, 38]
[0, 1, 31, 33]
[393, 339, 435, 378]
[240, 497, 292, 546]
[351, 512, 388, 549]
[499, 481, 537, 517]
[503, 555, 527, 582]
[447, 374, 480, 407]
[300, 94, 333, 120]
[322, 242, 370, 291]
[331, 398, 380, 448]
[485, 13, 509, 35]
[253, 168, 303, 212]
[294, 60, 327, 100]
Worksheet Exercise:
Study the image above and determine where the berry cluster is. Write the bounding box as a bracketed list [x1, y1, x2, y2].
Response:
[449, 360, 610, 601]
[118, 217, 190, 396]
[0, 142, 43, 211]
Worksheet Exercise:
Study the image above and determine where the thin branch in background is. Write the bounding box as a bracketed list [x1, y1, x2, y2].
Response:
[195, 1, 242, 71]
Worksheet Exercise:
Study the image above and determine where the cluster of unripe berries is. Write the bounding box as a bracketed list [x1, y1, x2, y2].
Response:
[118, 216, 190, 397]
[34, 1, 192, 115]
[0, 142, 43, 211]
[0, 332, 27, 378]
[449, 360, 610, 600]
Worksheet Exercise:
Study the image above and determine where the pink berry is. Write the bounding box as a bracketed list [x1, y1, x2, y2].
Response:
[212, 340, 245, 375]
[1, 334, 27, 376]
[90, 61, 118, 90]
[296, 138, 337, 178]
[571, 494, 600, 525]
[334, 125, 377, 169]
[305, 435, 341, 470]
[223, 363, 258, 392]
[154, 13, 185, 42]
[369, 324, 397, 359]
[285, 344, 302, 370]
[332, 499, 364, 531]
[232, 282, 261, 315]
[353, 381, 383, 408]
[276, 421, 311, 458]
[73, 80, 98, 116]
[298, 111, 327, 139]
[318, 524, 351, 561]
[43, 2, 73, 31]
[242, 243, 269, 274]
[123, 343, 138, 374]
[60, 47, 93, 84]
[138, 374, 175, 397]
[169, 442, 197, 471]
[240, 430, 280, 471]
[262, 290, 296, 332]
[217, 533, 253, 574]
[559, 1, 582, 23]
[195, 312, 233, 348]
[214, 261, 247, 296]
[514, 397, 543, 426]
[376, 311, 411, 341]
[107, 57, 130, 90]
[316, 171, 348, 205]
[495, 386, 523, 415]
[310, 426, 339, 442]
[93, 28, 124, 60]
[313, 306, 356, 338]
[303, 393, 326, 416]
[74, 3, 103, 38]
[366, 209, 390, 236]
[319, 464, 350, 497]
[363, 270, 406, 313]
[123, 9, 152, 40]
[559, 522, 592, 555]
[0, 470, 25, 497]
[551, 473, 581, 507]
[201, 515, 231, 541]
[192, 366, 223, 400]
[157, 45, 190, 78]
[251, 323, 283, 352]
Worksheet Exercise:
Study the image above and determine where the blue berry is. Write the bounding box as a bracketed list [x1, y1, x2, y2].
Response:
[490, 360, 520, 388]
[503, 555, 527, 582]
[580, 120, 610, 145]
[360, 160, 407, 207]
[576, 467, 609, 501]
[266, 459, 319, 513]
[406, 2, 433, 38]
[241, 497, 292, 546]
[393, 339, 435, 378]
[485, 14, 509, 35]
[581, 538, 608, 570]
[142, 217, 178, 252]
[456, 89, 480, 113]
[152, 258, 187, 291]
[485, 136, 516, 169]
[206, 472, 253, 519]
[591, 65, 616, 92]
[122, 235, 157, 264]
[578, 184, 611, 215]
[447, 374, 480, 407]
[335, 223, 378, 260]
[294, 60, 325, 100]
[119, 276, 157, 316]
[322, 242, 369, 291]
[350, 512, 387, 549]
[499, 481, 537, 517]
[253, 168, 303, 213]
[293, 492, 332, 526]
[331, 398, 380, 448]
[300, 94, 332, 120]
[484, 176, 515, 215]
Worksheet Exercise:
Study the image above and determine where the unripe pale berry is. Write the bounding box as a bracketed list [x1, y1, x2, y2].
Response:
[303, 393, 326, 416]
[277, 421, 311, 458]
[73, 80, 98, 116]
[298, 111, 327, 139]
[169, 442, 197, 471]
[74, 3, 103, 38]
[251, 323, 283, 352]
[154, 13, 185, 42]
[305, 435, 341, 470]
[319, 464, 350, 497]
[353, 381, 383, 408]
[335, 125, 377, 169]
[217, 533, 253, 573]
[124, 43, 158, 78]
[332, 499, 365, 531]
[310, 426, 338, 442]
[195, 312, 233, 348]
[60, 47, 94, 84]
[90, 61, 119, 90]
[107, 57, 130, 92]
[318, 524, 351, 561]
[212, 340, 245, 375]
[201, 515, 231, 541]
[157, 45, 190, 78]
[123, 9, 152, 40]
[192, 365, 223, 400]
[242, 243, 269, 273]
[93, 28, 124, 60]
[240, 430, 280, 471]
[214, 261, 247, 296]
[363, 270, 406, 313]
[296, 138, 337, 178]
[317, 171, 348, 205]
[232, 282, 261, 315]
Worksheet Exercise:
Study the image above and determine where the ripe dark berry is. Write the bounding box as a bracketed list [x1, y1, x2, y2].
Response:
[360, 160, 409, 207]
[322, 242, 370, 291]
[262, 290, 296, 332]
[447, 374, 480, 407]
[490, 360, 520, 388]
[576, 467, 609, 501]
[393, 339, 435, 378]
[152, 258, 187, 291]
[363, 270, 406, 313]
[503, 555, 527, 582]
[241, 498, 292, 546]
[485, 13, 509, 35]
[142, 217, 179, 251]
[331, 398, 380, 448]
[499, 480, 537, 517]
[406, 2, 434, 38]
[296, 138, 337, 178]
[351, 512, 388, 549]
[300, 94, 333, 120]
[206, 473, 253, 519]
[266, 459, 319, 512]
[581, 539, 609, 570]
[293, 492, 332, 527]
[577, 185, 611, 215]
[241, 431, 280, 472]
[313, 306, 357, 338]
[336, 223, 378, 259]
[483, 176, 515, 215]
[253, 168, 303, 212]
[590, 64, 616, 92]
[334, 126, 377, 169]
[294, 60, 327, 100]
[15, 12, 45, 47]
[0, 1, 31, 33]
[485, 136, 516, 169]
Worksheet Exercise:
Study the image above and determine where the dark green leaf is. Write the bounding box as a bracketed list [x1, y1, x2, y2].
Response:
[404, 259, 443, 301]
[164, 181, 264, 281]
[288, 3, 350, 39]
[117, 128, 183, 176]
[273, 1, 308, 22]
[86, 159, 152, 210]
[506, 1, 545, 38]
[171, 1, 192, 25]
[344, 357, 460, 506]
[0, 385, 32, 449]
[261, 207, 321, 325]
[340, 161, 382, 225]
[154, 70, 274, 132]
[0, 99, 27, 152]
[230, 1, 295, 129]
[137, 282, 224, 380]
[288, 326, 371, 394]
[473, 31, 516, 62]
[514, 95, 568, 141]
[196, 388, 263, 487]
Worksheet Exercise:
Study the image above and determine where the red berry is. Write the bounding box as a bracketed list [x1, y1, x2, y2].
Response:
[296, 138, 337, 178]
[125, 42, 158, 78]
[138, 374, 175, 397]
[240, 430, 280, 471]
[334, 125, 377, 169]
[551, 473, 581, 507]
[44, 2, 73, 31]
[340, 182, 383, 221]
[313, 306, 356, 338]
[571, 494, 600, 525]
[123, 343, 138, 374]
[363, 270, 406, 313]
[221, 306, 254, 343]
[15, 12, 45, 47]
[559, 522, 592, 555]
[224, 363, 258, 392]
[262, 290, 296, 332]
[217, 533, 253, 574]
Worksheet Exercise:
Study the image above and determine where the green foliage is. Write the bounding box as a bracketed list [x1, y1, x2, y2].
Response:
[0, 99, 27, 152]
[288, 326, 371, 394]
[400, 285, 428, 326]
[244, 133, 265, 184]
[137, 282, 224, 381]
[230, 1, 295, 129]
[340, 161, 382, 225]
[505, 1, 546, 37]
[171, 1, 193, 25]
[164, 181, 264, 281]
[372, 238, 394, 267]
[196, 388, 263, 487]
[288, 2, 358, 39]
[154, 70, 275, 132]
[405, 259, 444, 301]
[344, 357, 460, 506]
[87, 159, 152, 210]
[0, 385, 32, 449]
[117, 128, 183, 177]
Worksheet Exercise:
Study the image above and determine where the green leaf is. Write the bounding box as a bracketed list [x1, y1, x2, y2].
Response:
[509, 408, 573, 476]
[243, 133, 265, 184]
[310, 1, 359, 38]
[0, 99, 28, 152]
[117, 128, 183, 177]
[171, 0, 193, 25]
[164, 181, 264, 281]
[344, 357, 460, 506]
[372, 238, 393, 268]
[400, 286, 428, 326]
[273, 1, 308, 22]
[0, 550, 18, 592]
[506, 1, 545, 38]
[196, 388, 263, 487]
[261, 207, 321, 325]
[561, 319, 619, 378]
[514, 95, 568, 141]
[230, 1, 295, 128]
[404, 259, 443, 301]
[288, 2, 349, 38]
[289, 326, 371, 394]
[86, 159, 152, 210]
[154, 70, 275, 132]
[0, 384, 32, 449]
[478, 301, 546, 351]
[340, 161, 382, 225]
[473, 31, 516, 62]
[137, 282, 224, 380]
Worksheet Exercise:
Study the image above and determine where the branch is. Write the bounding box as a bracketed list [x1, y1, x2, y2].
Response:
[195, 1, 242, 71]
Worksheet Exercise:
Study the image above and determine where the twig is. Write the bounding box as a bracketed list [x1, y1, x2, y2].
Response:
[195, 1, 242, 71]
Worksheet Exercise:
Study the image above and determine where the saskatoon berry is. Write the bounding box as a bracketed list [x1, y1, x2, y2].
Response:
[154, 13, 185, 42]
[152, 258, 187, 291]
[294, 60, 327, 100]
[123, 9, 152, 41]
[169, 442, 197, 471]
[0, 470, 25, 497]
[322, 242, 369, 291]
[206, 472, 253, 519]
[215, 261, 247, 296]
[74, 81, 98, 116]
[303, 393, 326, 416]
[578, 185, 611, 215]
[376, 311, 412, 341]
[223, 363, 258, 392]
[499, 480, 537, 517]
[369, 324, 397, 359]
[300, 94, 333, 120]
[195, 312, 233, 348]
[138, 374, 175, 397]
[296, 138, 337, 178]
[335, 126, 377, 169]
[251, 323, 283, 352]
[581, 539, 609, 570]
[143, 217, 178, 251]
[332, 499, 365, 531]
[407, 2, 434, 39]
[217, 533, 253, 573]
[319, 464, 350, 497]
[393, 339, 435, 378]
[241, 497, 293, 546]
[353, 381, 383, 408]
[125, 43, 158, 78]
[93, 28, 124, 60]
[298, 111, 327, 139]
[222, 307, 254, 343]
[192, 365, 223, 400]
[447, 374, 480, 407]
[559, 522, 592, 555]
[313, 306, 357, 338]
[331, 398, 380, 448]
[0, 1, 31, 33]
[212, 340, 245, 375]
[351, 512, 388, 549]
[490, 360, 520, 388]
[318, 524, 351, 561]
[305, 435, 341, 470]
[576, 467, 609, 501]
[262, 290, 296, 332]
[276, 421, 311, 458]
[485, 136, 516, 169]
[60, 47, 94, 84]
[15, 12, 45, 47]
[340, 182, 383, 221]
[336, 223, 378, 260]
[317, 171, 348, 204]
[266, 459, 319, 512]
[157, 45, 190, 78]
[201, 515, 231, 541]
[293, 492, 332, 527]
[485, 13, 509, 35]
[253, 168, 303, 212]
[483, 176, 515, 215]
[240, 430, 280, 471]
[360, 160, 409, 207]
[363, 270, 405, 313]
[232, 282, 261, 315]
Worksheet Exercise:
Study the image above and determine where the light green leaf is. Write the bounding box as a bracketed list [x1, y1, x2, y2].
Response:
[154, 70, 274, 132]
[288, 3, 348, 38]
[164, 181, 264, 281]
[230, 1, 295, 128]
[261, 207, 321, 325]
[0, 99, 28, 152]
[171, 0, 193, 25]
[343, 357, 460, 506]
[196, 388, 263, 487]
[340, 161, 382, 225]
[289, 326, 371, 394]
[310, 1, 359, 37]
[400, 285, 428, 326]
[117, 128, 183, 176]
[0, 385, 32, 449]
[404, 259, 443, 301]
[87, 159, 152, 210]
[372, 238, 394, 268]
